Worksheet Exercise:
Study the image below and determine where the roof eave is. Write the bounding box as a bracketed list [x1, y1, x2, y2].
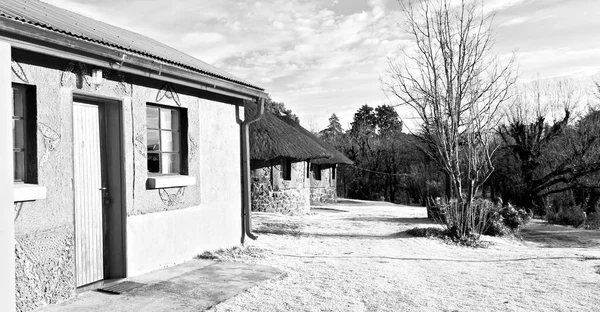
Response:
[0, 17, 268, 101]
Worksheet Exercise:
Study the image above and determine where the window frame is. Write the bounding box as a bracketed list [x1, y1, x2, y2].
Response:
[12, 83, 37, 184]
[146, 103, 188, 176]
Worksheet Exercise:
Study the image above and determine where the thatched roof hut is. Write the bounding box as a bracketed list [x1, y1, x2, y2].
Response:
[246, 101, 332, 161]
[278, 116, 353, 165]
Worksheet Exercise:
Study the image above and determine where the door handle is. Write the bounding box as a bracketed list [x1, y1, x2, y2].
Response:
[99, 187, 107, 191]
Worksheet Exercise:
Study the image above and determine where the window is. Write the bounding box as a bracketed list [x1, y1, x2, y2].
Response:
[280, 158, 292, 181]
[12, 84, 36, 183]
[331, 165, 336, 180]
[311, 163, 321, 180]
[146, 104, 187, 175]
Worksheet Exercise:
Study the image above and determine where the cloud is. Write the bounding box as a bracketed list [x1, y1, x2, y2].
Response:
[40, 0, 600, 130]
[500, 16, 527, 26]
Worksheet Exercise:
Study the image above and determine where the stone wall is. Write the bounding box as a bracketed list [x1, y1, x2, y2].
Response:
[310, 164, 338, 204]
[12, 49, 243, 310]
[251, 159, 310, 215]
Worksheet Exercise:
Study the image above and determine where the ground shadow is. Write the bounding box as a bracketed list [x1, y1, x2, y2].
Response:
[274, 253, 600, 263]
[311, 207, 348, 213]
[345, 217, 435, 225]
[520, 227, 600, 248]
[253, 223, 413, 240]
[335, 199, 397, 206]
[519, 220, 600, 248]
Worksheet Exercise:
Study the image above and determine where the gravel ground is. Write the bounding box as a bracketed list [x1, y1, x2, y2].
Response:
[209, 199, 600, 312]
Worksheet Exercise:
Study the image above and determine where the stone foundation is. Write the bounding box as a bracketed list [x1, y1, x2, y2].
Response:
[251, 159, 310, 215]
[310, 164, 338, 204]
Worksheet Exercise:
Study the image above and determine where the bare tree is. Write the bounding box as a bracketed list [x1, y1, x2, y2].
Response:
[383, 0, 515, 237]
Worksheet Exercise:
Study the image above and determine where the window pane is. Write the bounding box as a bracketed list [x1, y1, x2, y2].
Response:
[13, 119, 24, 149]
[147, 130, 160, 151]
[160, 109, 179, 130]
[13, 88, 24, 117]
[161, 131, 180, 152]
[146, 106, 159, 129]
[14, 152, 24, 181]
[161, 153, 180, 174]
[147, 153, 160, 173]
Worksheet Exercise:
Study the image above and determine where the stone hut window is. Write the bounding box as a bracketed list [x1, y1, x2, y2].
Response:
[311, 163, 321, 180]
[331, 165, 336, 180]
[146, 104, 187, 175]
[12, 84, 37, 183]
[280, 158, 292, 181]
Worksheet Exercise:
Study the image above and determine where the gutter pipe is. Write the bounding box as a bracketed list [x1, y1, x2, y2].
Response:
[241, 98, 265, 244]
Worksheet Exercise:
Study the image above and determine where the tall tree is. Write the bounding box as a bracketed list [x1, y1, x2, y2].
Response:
[494, 79, 599, 214]
[383, 0, 516, 238]
[375, 105, 403, 136]
[350, 104, 377, 136]
[264, 97, 299, 123]
[320, 113, 344, 141]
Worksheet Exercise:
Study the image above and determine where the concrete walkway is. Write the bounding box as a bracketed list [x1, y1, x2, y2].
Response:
[40, 259, 284, 312]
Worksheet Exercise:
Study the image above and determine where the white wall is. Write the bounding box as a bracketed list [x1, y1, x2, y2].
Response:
[0, 41, 16, 312]
[126, 100, 242, 276]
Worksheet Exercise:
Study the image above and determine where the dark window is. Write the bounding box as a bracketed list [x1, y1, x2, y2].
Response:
[12, 84, 37, 183]
[332, 166, 336, 180]
[311, 163, 321, 180]
[147, 104, 187, 175]
[280, 158, 292, 181]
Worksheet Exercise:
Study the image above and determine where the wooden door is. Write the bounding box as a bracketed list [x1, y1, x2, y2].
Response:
[73, 102, 106, 287]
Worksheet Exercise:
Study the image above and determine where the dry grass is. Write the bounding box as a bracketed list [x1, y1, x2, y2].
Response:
[196, 246, 271, 262]
[209, 199, 600, 312]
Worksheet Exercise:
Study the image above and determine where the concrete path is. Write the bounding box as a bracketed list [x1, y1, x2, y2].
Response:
[40, 259, 284, 312]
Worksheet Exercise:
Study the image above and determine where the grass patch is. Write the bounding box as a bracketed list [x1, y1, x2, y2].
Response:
[406, 227, 491, 248]
[196, 246, 270, 262]
[254, 222, 305, 236]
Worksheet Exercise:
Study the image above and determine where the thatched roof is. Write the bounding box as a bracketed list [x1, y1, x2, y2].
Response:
[278, 116, 354, 165]
[247, 101, 332, 161]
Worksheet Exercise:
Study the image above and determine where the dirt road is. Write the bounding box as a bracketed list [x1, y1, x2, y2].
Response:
[211, 199, 600, 312]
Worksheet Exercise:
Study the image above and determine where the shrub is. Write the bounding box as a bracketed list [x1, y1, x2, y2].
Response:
[585, 212, 600, 230]
[547, 205, 586, 227]
[406, 226, 490, 248]
[406, 227, 446, 238]
[438, 198, 496, 240]
[484, 204, 530, 236]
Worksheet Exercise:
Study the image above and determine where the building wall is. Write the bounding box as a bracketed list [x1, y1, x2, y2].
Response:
[12, 50, 242, 311]
[250, 159, 310, 215]
[310, 164, 337, 204]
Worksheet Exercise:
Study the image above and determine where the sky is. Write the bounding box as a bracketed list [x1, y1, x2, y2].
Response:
[41, 0, 600, 131]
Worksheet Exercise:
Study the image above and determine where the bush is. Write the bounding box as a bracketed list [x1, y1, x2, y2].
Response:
[547, 205, 586, 227]
[429, 198, 530, 238]
[406, 226, 490, 248]
[484, 204, 530, 236]
[406, 227, 446, 238]
[585, 212, 600, 230]
[437, 198, 496, 240]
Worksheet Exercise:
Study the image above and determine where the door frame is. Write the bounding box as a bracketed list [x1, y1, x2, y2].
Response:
[71, 91, 127, 287]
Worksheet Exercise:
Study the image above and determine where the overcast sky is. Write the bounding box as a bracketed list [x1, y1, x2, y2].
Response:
[43, 0, 600, 130]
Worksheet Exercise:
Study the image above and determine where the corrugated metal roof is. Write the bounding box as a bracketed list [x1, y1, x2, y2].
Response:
[0, 0, 264, 91]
